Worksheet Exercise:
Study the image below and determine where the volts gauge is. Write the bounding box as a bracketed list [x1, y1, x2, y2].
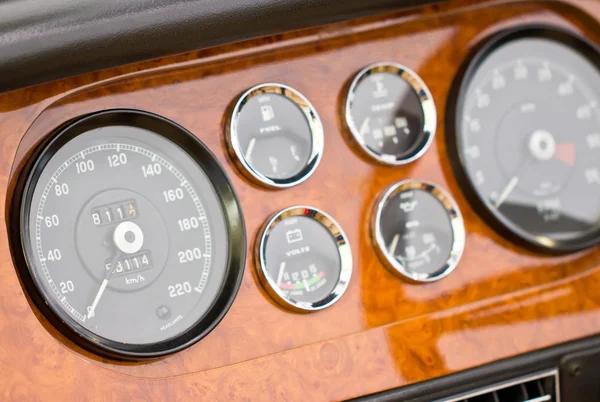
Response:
[372, 180, 465, 282]
[256, 206, 352, 312]
[345, 62, 437, 165]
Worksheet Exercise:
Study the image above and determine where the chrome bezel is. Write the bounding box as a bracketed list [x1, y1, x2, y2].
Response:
[227, 83, 324, 188]
[372, 179, 465, 282]
[345, 62, 437, 166]
[256, 206, 353, 312]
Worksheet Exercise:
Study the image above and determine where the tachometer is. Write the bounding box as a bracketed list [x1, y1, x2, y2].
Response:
[11, 110, 245, 360]
[448, 26, 600, 252]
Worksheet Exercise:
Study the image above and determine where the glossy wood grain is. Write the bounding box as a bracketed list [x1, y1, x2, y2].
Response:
[1, 0, 600, 400]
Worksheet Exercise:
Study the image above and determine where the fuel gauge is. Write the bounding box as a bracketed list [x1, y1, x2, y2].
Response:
[227, 83, 324, 188]
[256, 206, 352, 312]
[372, 179, 465, 282]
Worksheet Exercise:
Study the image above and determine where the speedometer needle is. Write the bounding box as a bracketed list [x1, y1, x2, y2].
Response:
[87, 221, 145, 319]
[88, 280, 109, 319]
[88, 251, 122, 319]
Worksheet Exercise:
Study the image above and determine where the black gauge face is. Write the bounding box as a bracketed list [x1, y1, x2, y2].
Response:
[345, 63, 437, 165]
[13, 110, 245, 359]
[228, 84, 324, 188]
[257, 207, 352, 312]
[450, 27, 600, 251]
[373, 180, 465, 282]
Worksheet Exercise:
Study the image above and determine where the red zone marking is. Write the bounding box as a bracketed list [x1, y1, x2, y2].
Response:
[555, 143, 576, 166]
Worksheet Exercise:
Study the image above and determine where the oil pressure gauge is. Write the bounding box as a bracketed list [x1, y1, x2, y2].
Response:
[256, 206, 352, 312]
[227, 83, 324, 188]
[372, 179, 465, 282]
[345, 62, 437, 165]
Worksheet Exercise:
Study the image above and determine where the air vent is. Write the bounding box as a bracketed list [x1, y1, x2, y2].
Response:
[439, 370, 559, 402]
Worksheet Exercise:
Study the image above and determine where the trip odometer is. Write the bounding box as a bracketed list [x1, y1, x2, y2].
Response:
[449, 26, 600, 252]
[11, 110, 245, 360]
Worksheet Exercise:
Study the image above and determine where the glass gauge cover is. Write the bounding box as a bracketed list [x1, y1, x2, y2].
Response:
[345, 62, 437, 165]
[11, 110, 245, 360]
[256, 206, 352, 312]
[372, 180, 465, 282]
[448, 26, 600, 252]
[227, 83, 324, 188]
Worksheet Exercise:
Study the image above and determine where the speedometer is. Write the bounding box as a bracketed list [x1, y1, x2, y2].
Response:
[448, 26, 600, 252]
[10, 110, 245, 359]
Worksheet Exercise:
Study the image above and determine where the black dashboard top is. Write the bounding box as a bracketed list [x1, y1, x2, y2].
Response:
[0, 0, 437, 93]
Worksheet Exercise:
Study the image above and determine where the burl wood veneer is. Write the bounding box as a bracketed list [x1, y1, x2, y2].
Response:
[1, 0, 600, 400]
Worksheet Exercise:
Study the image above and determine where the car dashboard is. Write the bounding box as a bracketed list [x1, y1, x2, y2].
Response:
[1, 0, 600, 401]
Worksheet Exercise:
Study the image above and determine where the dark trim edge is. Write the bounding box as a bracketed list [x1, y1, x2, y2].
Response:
[0, 0, 438, 93]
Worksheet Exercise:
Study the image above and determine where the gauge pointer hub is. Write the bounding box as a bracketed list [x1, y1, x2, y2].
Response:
[87, 222, 145, 319]
[113, 221, 144, 254]
[528, 129, 556, 162]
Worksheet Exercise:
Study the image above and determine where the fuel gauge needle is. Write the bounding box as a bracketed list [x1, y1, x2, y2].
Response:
[245, 138, 256, 162]
[494, 176, 519, 208]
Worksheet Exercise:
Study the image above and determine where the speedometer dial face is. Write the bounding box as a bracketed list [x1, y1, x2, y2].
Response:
[449, 27, 600, 252]
[12, 110, 245, 359]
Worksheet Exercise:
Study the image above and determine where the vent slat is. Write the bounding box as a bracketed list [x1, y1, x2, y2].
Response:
[521, 383, 530, 399]
[438, 370, 558, 402]
[524, 396, 551, 402]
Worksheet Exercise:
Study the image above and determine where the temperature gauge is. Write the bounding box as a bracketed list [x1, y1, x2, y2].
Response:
[256, 206, 352, 312]
[344, 62, 437, 165]
[372, 179, 465, 282]
[227, 83, 324, 188]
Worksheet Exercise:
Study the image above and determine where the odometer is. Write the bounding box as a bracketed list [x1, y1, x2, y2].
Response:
[449, 26, 600, 252]
[11, 110, 245, 359]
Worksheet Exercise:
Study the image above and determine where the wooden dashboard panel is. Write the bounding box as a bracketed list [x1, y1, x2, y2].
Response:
[1, 0, 600, 400]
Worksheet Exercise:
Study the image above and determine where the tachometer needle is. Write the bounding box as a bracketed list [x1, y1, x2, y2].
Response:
[276, 261, 286, 287]
[494, 176, 519, 208]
